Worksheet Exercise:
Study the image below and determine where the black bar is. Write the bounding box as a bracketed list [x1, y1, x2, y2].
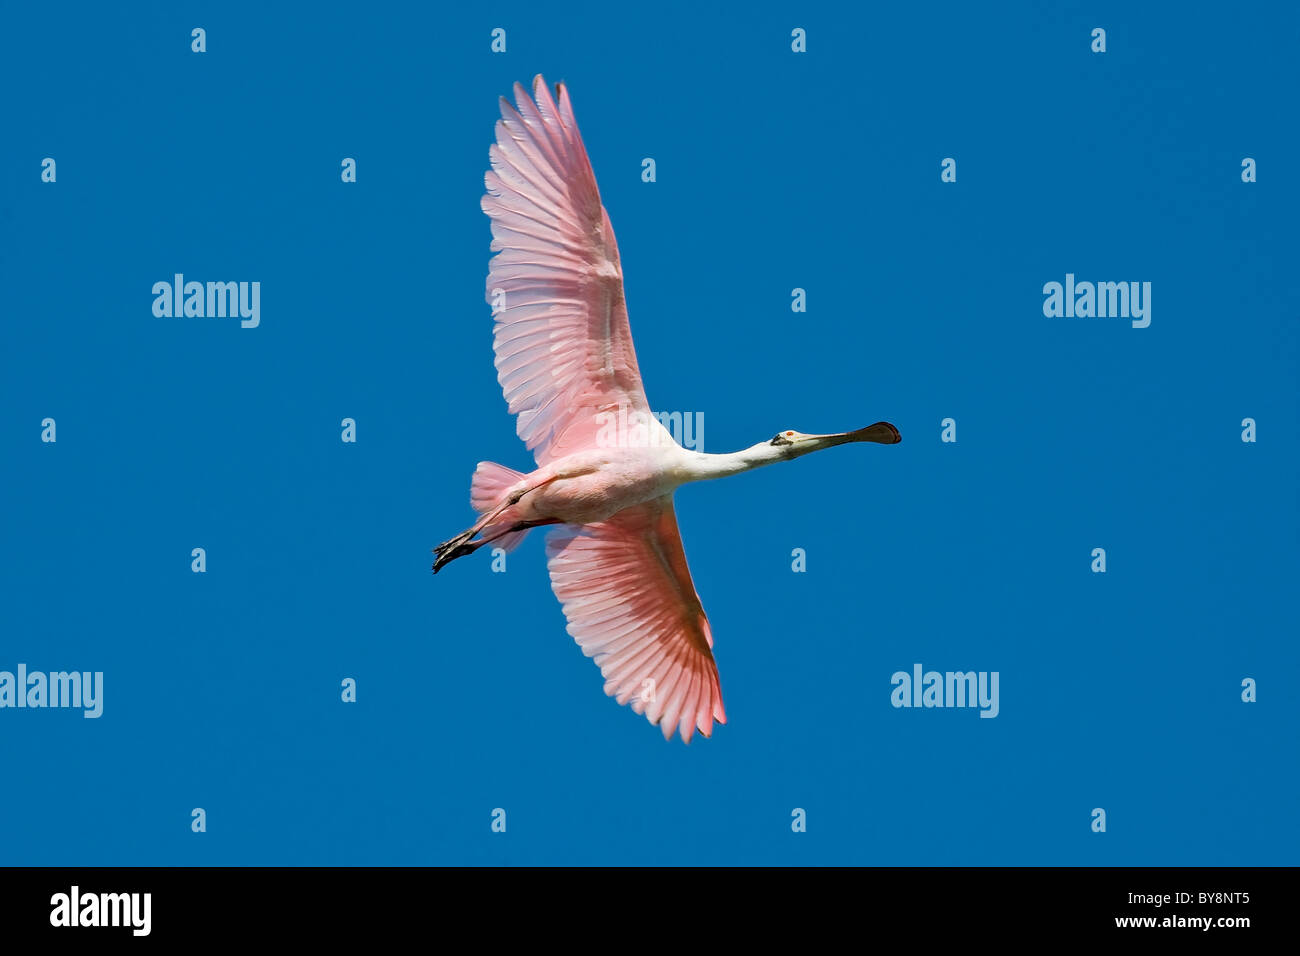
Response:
[0, 866, 1284, 941]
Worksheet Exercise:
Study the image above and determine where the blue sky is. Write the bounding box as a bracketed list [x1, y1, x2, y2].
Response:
[1, 1, 1296, 864]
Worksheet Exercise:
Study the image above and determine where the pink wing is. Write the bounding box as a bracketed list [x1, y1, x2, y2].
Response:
[546, 497, 726, 742]
[482, 75, 651, 465]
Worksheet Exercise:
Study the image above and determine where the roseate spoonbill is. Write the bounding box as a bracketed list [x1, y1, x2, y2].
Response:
[434, 75, 901, 742]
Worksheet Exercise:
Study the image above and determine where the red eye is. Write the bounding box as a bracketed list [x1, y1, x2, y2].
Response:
[785, 431, 794, 437]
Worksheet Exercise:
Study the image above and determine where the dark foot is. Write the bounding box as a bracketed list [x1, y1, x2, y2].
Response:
[432, 530, 479, 574]
[433, 542, 479, 574]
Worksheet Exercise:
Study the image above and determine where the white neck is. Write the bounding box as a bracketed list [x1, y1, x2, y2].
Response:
[676, 442, 789, 483]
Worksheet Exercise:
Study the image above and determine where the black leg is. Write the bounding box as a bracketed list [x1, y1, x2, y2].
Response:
[431, 518, 562, 574]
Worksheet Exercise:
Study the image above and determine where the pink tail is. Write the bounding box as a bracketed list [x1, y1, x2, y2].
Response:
[470, 461, 531, 553]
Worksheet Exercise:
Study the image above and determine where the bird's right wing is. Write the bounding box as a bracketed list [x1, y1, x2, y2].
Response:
[482, 75, 652, 466]
[546, 496, 726, 743]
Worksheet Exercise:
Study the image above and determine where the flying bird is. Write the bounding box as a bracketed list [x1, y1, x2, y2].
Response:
[434, 75, 901, 742]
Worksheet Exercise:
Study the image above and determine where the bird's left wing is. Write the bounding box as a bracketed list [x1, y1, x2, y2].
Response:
[482, 75, 652, 466]
[546, 496, 727, 742]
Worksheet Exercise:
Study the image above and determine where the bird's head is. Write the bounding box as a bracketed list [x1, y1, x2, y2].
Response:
[768, 422, 901, 458]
